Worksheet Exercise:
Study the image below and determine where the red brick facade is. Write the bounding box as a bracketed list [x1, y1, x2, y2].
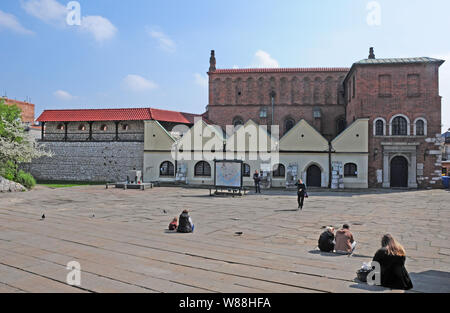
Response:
[206, 67, 349, 140]
[344, 59, 444, 188]
[204, 50, 445, 188]
[2, 97, 35, 124]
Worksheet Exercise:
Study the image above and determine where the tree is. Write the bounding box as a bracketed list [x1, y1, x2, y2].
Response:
[0, 99, 52, 180]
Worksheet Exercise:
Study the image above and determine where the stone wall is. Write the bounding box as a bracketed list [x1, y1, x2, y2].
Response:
[26, 141, 144, 182]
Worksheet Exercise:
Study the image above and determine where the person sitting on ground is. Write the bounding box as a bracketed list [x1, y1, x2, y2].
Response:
[318, 226, 335, 252]
[372, 234, 413, 290]
[177, 210, 194, 233]
[335, 224, 356, 254]
[168, 217, 178, 231]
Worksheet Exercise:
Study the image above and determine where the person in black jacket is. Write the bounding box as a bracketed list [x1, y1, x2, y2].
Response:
[295, 179, 307, 210]
[318, 227, 335, 252]
[372, 234, 413, 290]
[177, 210, 194, 233]
[253, 170, 261, 194]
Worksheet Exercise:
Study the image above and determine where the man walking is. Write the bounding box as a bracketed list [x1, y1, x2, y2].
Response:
[253, 170, 261, 194]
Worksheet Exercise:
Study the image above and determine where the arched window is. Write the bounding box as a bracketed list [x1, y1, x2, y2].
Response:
[272, 164, 285, 178]
[336, 118, 346, 135]
[285, 119, 295, 134]
[375, 120, 384, 136]
[415, 120, 424, 136]
[78, 124, 86, 131]
[414, 118, 427, 136]
[243, 163, 251, 177]
[392, 116, 408, 136]
[344, 163, 358, 177]
[160, 161, 175, 177]
[100, 124, 108, 132]
[233, 117, 244, 128]
[57, 124, 65, 131]
[194, 161, 211, 177]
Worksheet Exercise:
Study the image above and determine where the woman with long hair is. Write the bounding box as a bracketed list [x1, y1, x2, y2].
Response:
[372, 234, 413, 290]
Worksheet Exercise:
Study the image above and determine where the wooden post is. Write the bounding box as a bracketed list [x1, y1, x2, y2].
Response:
[64, 122, 69, 142]
[41, 122, 45, 141]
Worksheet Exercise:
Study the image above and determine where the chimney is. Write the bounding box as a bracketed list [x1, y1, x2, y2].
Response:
[368, 47, 376, 59]
[209, 50, 216, 72]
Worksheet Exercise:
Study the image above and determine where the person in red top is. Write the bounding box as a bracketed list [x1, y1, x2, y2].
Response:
[335, 224, 356, 254]
[168, 217, 178, 231]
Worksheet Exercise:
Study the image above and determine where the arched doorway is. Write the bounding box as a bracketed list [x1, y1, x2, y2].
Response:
[390, 156, 408, 187]
[307, 165, 321, 187]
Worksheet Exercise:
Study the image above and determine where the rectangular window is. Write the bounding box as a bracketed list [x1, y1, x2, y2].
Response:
[407, 74, 420, 97]
[352, 75, 356, 98]
[378, 74, 392, 97]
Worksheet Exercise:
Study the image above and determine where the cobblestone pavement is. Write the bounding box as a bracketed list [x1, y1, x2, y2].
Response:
[0, 186, 449, 293]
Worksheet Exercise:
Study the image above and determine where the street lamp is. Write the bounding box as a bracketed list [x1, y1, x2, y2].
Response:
[270, 90, 276, 126]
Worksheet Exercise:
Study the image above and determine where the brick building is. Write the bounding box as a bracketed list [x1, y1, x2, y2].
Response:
[204, 48, 445, 188]
[1, 97, 35, 124]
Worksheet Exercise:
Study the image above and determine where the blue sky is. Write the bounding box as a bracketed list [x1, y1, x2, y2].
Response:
[0, 0, 449, 132]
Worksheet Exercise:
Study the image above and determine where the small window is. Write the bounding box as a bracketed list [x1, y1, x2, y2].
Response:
[392, 117, 407, 136]
[272, 164, 285, 178]
[160, 161, 175, 177]
[194, 161, 211, 177]
[57, 124, 65, 131]
[78, 124, 86, 131]
[243, 163, 251, 177]
[233, 117, 244, 128]
[375, 120, 384, 136]
[337, 118, 346, 135]
[260, 108, 267, 118]
[415, 120, 425, 136]
[285, 119, 295, 134]
[122, 124, 129, 131]
[100, 125, 108, 132]
[344, 163, 358, 177]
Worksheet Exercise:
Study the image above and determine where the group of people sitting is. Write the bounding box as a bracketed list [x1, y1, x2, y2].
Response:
[168, 210, 194, 233]
[318, 225, 413, 290]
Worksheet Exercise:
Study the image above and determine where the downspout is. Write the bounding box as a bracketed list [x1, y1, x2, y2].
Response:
[328, 141, 332, 189]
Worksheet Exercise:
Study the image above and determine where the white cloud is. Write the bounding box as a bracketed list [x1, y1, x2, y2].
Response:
[251, 50, 280, 68]
[122, 75, 158, 92]
[53, 90, 75, 101]
[0, 10, 33, 35]
[21, 0, 66, 25]
[80, 16, 117, 42]
[147, 27, 176, 53]
[194, 73, 208, 88]
[433, 54, 450, 132]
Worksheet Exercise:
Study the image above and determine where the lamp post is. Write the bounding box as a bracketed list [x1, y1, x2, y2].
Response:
[270, 90, 276, 127]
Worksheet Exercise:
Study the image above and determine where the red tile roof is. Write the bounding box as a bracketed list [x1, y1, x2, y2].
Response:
[37, 108, 203, 124]
[213, 67, 350, 74]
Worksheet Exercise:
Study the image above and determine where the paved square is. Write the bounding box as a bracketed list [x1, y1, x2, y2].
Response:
[0, 186, 449, 293]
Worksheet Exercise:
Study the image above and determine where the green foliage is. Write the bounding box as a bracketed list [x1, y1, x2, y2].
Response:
[0, 99, 22, 138]
[15, 170, 36, 189]
[0, 160, 17, 181]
